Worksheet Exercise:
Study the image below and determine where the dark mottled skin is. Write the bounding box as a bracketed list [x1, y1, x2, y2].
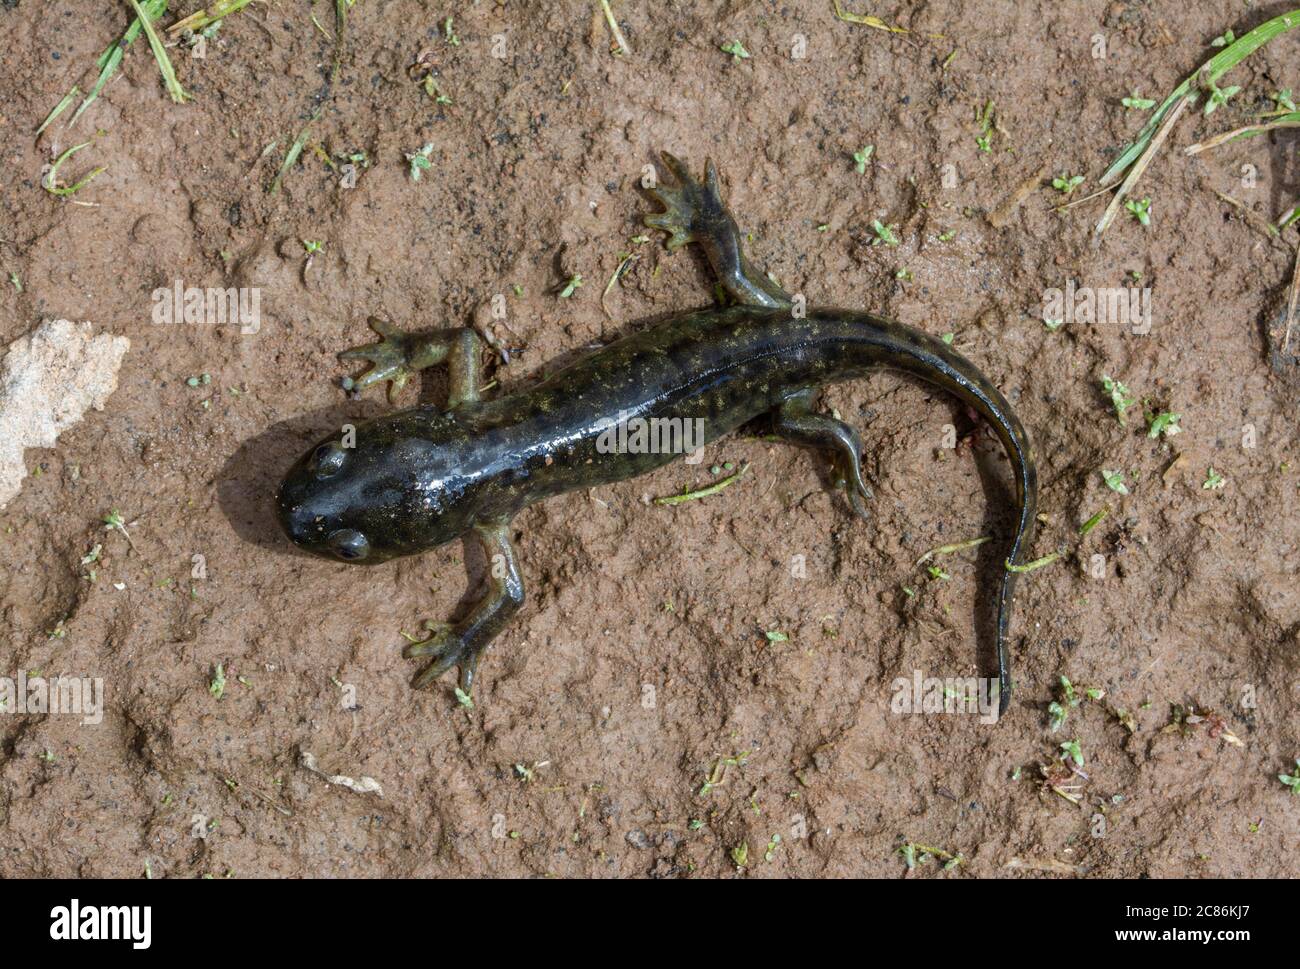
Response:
[277, 155, 1038, 712]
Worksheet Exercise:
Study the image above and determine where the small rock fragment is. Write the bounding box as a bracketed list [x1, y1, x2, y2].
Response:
[299, 750, 384, 797]
[0, 319, 129, 509]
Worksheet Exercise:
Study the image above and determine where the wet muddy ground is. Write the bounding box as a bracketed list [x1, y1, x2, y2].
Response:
[0, 0, 1296, 877]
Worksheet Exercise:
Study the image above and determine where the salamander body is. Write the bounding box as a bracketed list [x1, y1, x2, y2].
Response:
[276, 155, 1038, 712]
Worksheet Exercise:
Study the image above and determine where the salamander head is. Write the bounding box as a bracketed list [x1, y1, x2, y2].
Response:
[276, 413, 479, 563]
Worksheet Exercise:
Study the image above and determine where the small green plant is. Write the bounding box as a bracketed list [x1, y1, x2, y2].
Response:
[1279, 759, 1300, 794]
[1101, 469, 1128, 495]
[720, 40, 750, 61]
[1202, 77, 1241, 116]
[1052, 173, 1084, 195]
[1100, 374, 1136, 425]
[406, 143, 434, 181]
[975, 100, 996, 152]
[1202, 467, 1226, 490]
[1060, 738, 1084, 768]
[422, 75, 452, 104]
[102, 509, 137, 551]
[870, 220, 900, 247]
[764, 834, 781, 861]
[852, 145, 874, 174]
[558, 274, 583, 298]
[514, 761, 547, 783]
[1124, 197, 1152, 226]
[209, 663, 226, 699]
[1146, 411, 1181, 439]
[1047, 675, 1104, 732]
[1121, 92, 1157, 109]
[1047, 700, 1068, 732]
[698, 750, 749, 797]
[80, 543, 102, 582]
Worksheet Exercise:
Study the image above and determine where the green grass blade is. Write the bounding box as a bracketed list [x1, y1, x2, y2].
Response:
[331, 0, 349, 82]
[69, 0, 169, 126]
[71, 47, 126, 126]
[1100, 8, 1300, 186]
[1226, 111, 1300, 143]
[268, 113, 319, 194]
[36, 86, 81, 135]
[42, 142, 108, 197]
[167, 0, 257, 35]
[127, 0, 189, 103]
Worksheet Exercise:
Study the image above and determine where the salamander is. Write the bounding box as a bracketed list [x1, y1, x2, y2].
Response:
[276, 155, 1038, 714]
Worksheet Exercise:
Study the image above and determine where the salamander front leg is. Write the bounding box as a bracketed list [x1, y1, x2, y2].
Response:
[772, 390, 873, 520]
[406, 519, 524, 697]
[644, 153, 791, 308]
[340, 318, 485, 406]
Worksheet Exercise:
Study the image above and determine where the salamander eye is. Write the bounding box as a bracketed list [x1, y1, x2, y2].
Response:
[329, 529, 370, 561]
[312, 442, 347, 478]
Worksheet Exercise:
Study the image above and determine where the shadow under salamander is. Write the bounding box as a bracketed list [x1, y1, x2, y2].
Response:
[969, 423, 1018, 696]
[216, 402, 384, 561]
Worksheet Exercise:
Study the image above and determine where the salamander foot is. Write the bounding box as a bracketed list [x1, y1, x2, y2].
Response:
[773, 390, 874, 521]
[340, 318, 441, 403]
[340, 319, 485, 407]
[406, 621, 485, 695]
[643, 153, 730, 252]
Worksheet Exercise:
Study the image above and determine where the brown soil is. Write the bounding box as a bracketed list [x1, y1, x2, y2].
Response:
[0, 0, 1297, 878]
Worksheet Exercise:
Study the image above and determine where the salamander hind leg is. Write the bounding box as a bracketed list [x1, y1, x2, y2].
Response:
[772, 390, 874, 520]
[644, 153, 790, 308]
[406, 519, 524, 698]
[340, 318, 484, 406]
